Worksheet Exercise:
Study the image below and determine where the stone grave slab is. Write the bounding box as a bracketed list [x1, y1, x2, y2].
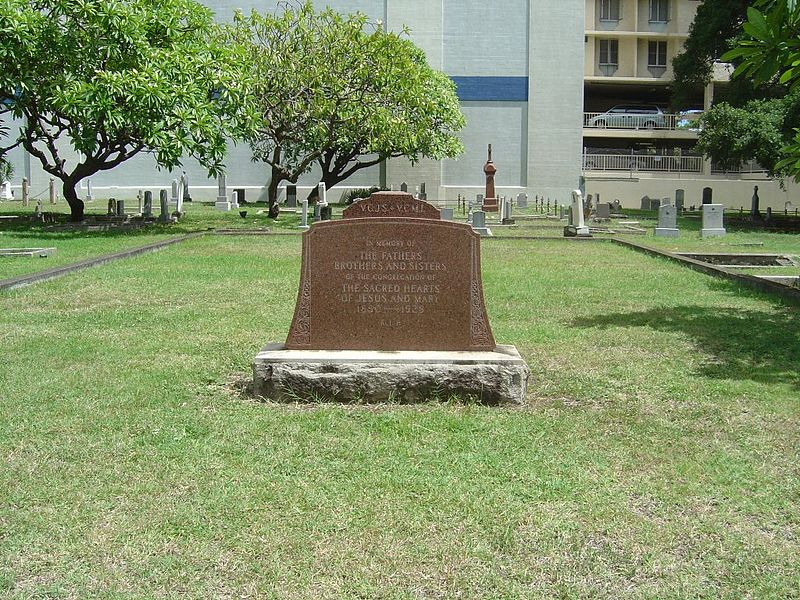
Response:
[654, 204, 679, 237]
[254, 192, 528, 403]
[285, 219, 493, 351]
[701, 204, 726, 237]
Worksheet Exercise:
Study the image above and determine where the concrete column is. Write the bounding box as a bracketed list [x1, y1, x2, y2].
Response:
[527, 0, 584, 200]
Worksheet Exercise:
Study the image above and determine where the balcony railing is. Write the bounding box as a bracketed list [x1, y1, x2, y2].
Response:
[711, 160, 768, 175]
[583, 153, 704, 173]
[583, 112, 687, 131]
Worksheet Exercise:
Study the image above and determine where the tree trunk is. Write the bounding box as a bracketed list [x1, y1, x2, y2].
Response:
[62, 180, 85, 222]
[267, 168, 281, 219]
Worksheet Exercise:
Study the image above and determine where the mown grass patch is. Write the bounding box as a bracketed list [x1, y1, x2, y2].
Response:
[0, 232, 798, 598]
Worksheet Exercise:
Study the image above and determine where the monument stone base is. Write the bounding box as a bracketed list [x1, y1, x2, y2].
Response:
[564, 225, 591, 237]
[216, 197, 231, 211]
[253, 343, 529, 404]
[701, 228, 726, 238]
[654, 227, 680, 238]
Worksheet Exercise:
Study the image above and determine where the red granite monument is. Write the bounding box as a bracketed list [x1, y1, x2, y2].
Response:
[482, 144, 498, 212]
[286, 192, 494, 351]
[253, 191, 529, 403]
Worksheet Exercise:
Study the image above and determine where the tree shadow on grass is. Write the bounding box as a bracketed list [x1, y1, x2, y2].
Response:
[572, 300, 800, 389]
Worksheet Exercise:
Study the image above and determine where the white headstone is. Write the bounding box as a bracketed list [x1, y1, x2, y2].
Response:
[22, 177, 29, 207]
[230, 191, 239, 209]
[85, 179, 93, 202]
[0, 180, 12, 200]
[175, 178, 184, 214]
[318, 182, 327, 206]
[299, 198, 310, 230]
[516, 193, 528, 209]
[701, 204, 726, 237]
[570, 190, 590, 236]
[49, 178, 57, 204]
[654, 204, 679, 237]
[137, 190, 143, 215]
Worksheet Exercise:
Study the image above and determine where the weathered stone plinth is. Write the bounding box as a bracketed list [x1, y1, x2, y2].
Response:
[253, 343, 529, 404]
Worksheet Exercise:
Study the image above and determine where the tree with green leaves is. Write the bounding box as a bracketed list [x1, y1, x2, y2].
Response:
[312, 35, 464, 199]
[671, 0, 751, 110]
[697, 90, 800, 175]
[0, 0, 243, 221]
[229, 1, 464, 216]
[701, 0, 800, 178]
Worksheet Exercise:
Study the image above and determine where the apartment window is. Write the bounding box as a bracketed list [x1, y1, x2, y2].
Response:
[648, 40, 668, 77]
[599, 39, 619, 76]
[649, 0, 669, 22]
[599, 0, 620, 21]
[648, 41, 667, 67]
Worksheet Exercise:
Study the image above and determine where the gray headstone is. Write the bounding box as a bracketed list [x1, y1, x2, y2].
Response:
[595, 203, 611, 219]
[702, 187, 713, 205]
[750, 185, 760, 218]
[675, 189, 685, 211]
[655, 204, 679, 237]
[419, 182, 427, 201]
[313, 203, 321, 222]
[701, 203, 726, 237]
[143, 191, 153, 217]
[649, 198, 661, 211]
[516, 193, 528, 209]
[400, 182, 408, 193]
[287, 184, 297, 208]
[116, 200, 125, 217]
[107, 198, 116, 215]
[440, 207, 454, 221]
[181, 172, 191, 202]
[318, 182, 327, 206]
[159, 189, 170, 222]
[471, 210, 492, 236]
[611, 199, 621, 213]
[640, 196, 650, 211]
[215, 173, 230, 211]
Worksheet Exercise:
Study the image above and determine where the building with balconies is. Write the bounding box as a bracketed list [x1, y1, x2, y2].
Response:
[583, 0, 799, 210]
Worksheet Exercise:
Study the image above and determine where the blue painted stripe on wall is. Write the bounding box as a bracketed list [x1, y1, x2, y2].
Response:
[450, 76, 529, 102]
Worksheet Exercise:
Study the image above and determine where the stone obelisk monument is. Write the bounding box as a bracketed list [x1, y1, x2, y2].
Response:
[482, 144, 498, 212]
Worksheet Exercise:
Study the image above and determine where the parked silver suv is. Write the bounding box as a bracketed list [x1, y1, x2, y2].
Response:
[588, 105, 666, 129]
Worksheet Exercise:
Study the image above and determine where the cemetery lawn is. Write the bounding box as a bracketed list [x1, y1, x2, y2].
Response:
[1, 235, 799, 598]
[0, 204, 299, 280]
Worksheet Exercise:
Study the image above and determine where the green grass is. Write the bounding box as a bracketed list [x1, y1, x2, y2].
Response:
[1, 234, 798, 597]
[0, 202, 301, 280]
